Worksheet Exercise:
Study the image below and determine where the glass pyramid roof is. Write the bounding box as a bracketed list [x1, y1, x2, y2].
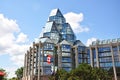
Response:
[39, 9, 83, 45]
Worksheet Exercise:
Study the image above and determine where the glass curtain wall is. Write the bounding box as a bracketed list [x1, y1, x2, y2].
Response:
[92, 48, 97, 67]
[98, 47, 113, 70]
[61, 44, 72, 71]
[49, 9, 66, 24]
[87, 49, 90, 64]
[61, 23, 76, 43]
[41, 43, 54, 75]
[78, 46, 87, 64]
[113, 46, 120, 76]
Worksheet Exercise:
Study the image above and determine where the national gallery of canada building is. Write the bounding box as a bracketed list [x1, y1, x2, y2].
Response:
[22, 9, 120, 80]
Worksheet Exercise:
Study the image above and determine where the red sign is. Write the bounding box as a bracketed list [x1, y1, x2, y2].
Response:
[47, 55, 51, 64]
[0, 71, 5, 76]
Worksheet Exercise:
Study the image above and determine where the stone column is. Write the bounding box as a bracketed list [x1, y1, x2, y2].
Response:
[23, 54, 25, 77]
[26, 51, 29, 80]
[27, 50, 30, 76]
[31, 42, 35, 80]
[95, 46, 99, 68]
[41, 43, 44, 75]
[22, 53, 26, 80]
[75, 46, 78, 68]
[110, 44, 117, 80]
[90, 47, 93, 67]
[29, 47, 32, 80]
[117, 42, 120, 61]
[58, 44, 62, 69]
[38, 41, 41, 80]
[25, 54, 27, 79]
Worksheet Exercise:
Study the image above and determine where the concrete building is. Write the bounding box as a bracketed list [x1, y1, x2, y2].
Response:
[22, 9, 120, 80]
[88, 38, 120, 80]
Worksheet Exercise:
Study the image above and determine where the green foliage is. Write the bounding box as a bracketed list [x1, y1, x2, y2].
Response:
[0, 68, 5, 72]
[56, 69, 69, 80]
[70, 63, 93, 80]
[108, 67, 120, 77]
[49, 63, 112, 80]
[9, 77, 18, 80]
[15, 67, 23, 80]
[49, 69, 69, 80]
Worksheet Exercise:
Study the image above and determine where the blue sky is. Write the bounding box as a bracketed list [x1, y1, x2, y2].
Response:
[0, 0, 120, 78]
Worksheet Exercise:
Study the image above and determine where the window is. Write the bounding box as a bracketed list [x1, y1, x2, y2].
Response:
[78, 46, 85, 52]
[62, 57, 71, 62]
[42, 62, 53, 66]
[98, 47, 110, 52]
[62, 63, 71, 67]
[61, 44, 71, 52]
[99, 57, 112, 62]
[44, 43, 54, 50]
[62, 53, 71, 56]
[43, 67, 52, 75]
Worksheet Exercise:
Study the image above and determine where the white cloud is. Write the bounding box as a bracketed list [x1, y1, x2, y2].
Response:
[16, 32, 28, 43]
[0, 13, 30, 78]
[64, 12, 89, 33]
[5, 67, 17, 79]
[0, 14, 20, 36]
[86, 37, 97, 46]
[8, 44, 29, 66]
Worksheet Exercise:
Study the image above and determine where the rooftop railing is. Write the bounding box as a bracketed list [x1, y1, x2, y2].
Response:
[91, 38, 120, 45]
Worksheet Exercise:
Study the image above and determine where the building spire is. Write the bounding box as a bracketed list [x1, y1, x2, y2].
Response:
[48, 8, 66, 24]
[49, 8, 58, 16]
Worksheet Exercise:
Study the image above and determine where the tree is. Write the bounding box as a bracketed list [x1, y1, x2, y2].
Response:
[49, 69, 69, 80]
[9, 77, 18, 80]
[15, 67, 23, 80]
[108, 67, 120, 76]
[49, 63, 112, 80]
[92, 67, 111, 80]
[71, 63, 111, 80]
[69, 63, 94, 80]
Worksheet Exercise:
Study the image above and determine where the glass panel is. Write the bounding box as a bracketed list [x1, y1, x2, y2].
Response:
[87, 49, 90, 64]
[43, 32, 50, 37]
[62, 63, 71, 67]
[78, 46, 85, 52]
[98, 47, 111, 52]
[117, 38, 120, 42]
[112, 46, 117, 51]
[99, 52, 112, 57]
[99, 57, 112, 62]
[49, 11, 66, 24]
[44, 51, 53, 56]
[42, 62, 53, 66]
[62, 52, 71, 56]
[62, 57, 71, 62]
[44, 43, 54, 50]
[99, 63, 113, 68]
[61, 44, 71, 52]
[62, 34, 66, 39]
[43, 67, 52, 75]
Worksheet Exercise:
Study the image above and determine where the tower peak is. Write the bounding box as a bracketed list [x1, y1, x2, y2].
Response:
[48, 8, 66, 24]
[49, 8, 60, 16]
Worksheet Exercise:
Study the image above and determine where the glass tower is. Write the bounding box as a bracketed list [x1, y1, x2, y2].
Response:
[38, 9, 81, 74]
